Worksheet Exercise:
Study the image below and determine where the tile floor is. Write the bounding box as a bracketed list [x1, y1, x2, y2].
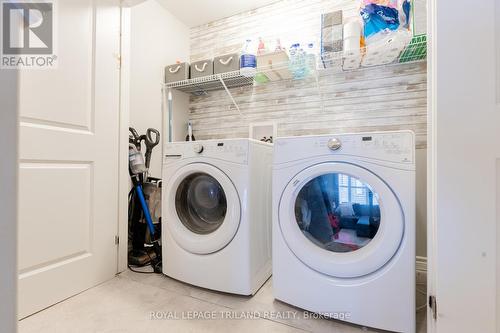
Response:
[20, 270, 427, 333]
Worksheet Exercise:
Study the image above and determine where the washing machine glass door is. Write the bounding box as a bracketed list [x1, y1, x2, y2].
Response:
[279, 162, 404, 278]
[167, 163, 241, 254]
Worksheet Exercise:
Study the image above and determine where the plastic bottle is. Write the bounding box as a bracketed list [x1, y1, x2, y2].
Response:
[240, 39, 257, 77]
[306, 43, 316, 72]
[275, 38, 285, 52]
[298, 45, 308, 78]
[288, 43, 299, 78]
[289, 43, 307, 79]
[257, 37, 267, 56]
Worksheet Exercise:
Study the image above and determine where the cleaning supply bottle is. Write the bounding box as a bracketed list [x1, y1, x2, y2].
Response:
[240, 39, 257, 77]
[257, 37, 267, 56]
[185, 121, 195, 141]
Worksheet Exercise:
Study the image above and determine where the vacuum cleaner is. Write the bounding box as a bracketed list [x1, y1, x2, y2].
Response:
[128, 127, 162, 273]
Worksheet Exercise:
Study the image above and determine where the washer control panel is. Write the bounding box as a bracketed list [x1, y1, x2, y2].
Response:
[164, 139, 249, 164]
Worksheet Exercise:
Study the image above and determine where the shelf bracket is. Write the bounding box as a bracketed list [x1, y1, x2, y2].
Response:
[218, 75, 244, 117]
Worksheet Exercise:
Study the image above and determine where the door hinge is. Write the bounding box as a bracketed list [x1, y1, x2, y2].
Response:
[113, 53, 121, 69]
[429, 295, 437, 319]
[114, 235, 120, 245]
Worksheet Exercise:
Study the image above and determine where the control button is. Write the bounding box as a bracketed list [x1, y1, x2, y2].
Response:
[327, 138, 342, 151]
[193, 144, 204, 154]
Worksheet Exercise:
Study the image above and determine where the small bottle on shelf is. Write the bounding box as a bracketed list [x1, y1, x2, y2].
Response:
[289, 43, 307, 79]
[240, 39, 257, 78]
[257, 37, 267, 56]
[306, 43, 317, 73]
[289, 43, 298, 77]
[185, 121, 195, 142]
[275, 38, 285, 52]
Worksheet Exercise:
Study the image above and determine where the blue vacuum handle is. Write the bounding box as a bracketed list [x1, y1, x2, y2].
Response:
[135, 184, 156, 237]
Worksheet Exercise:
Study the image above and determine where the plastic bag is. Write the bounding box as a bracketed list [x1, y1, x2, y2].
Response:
[400, 0, 411, 29]
[361, 3, 400, 38]
[361, 0, 398, 8]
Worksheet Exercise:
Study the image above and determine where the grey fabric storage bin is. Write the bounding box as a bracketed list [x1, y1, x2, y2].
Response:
[213, 53, 240, 74]
[321, 10, 343, 53]
[165, 62, 190, 83]
[322, 26, 343, 52]
[190, 60, 214, 78]
[322, 10, 342, 27]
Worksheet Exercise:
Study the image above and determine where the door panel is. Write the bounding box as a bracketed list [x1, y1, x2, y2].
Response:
[18, 163, 92, 272]
[19, 1, 94, 131]
[18, 0, 121, 318]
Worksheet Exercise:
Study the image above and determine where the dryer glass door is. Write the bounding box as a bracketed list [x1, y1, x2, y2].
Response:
[279, 162, 404, 278]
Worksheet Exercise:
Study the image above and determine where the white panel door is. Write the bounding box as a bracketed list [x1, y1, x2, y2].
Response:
[428, 0, 500, 332]
[17, 0, 121, 318]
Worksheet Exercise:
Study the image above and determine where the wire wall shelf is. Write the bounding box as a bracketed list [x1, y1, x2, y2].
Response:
[162, 36, 427, 121]
[319, 37, 427, 72]
[164, 71, 254, 95]
[163, 37, 427, 95]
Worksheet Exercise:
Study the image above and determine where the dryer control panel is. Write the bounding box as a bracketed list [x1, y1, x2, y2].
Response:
[274, 131, 415, 165]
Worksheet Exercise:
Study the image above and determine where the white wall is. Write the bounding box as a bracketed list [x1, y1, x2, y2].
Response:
[129, 0, 190, 178]
[0, 71, 19, 332]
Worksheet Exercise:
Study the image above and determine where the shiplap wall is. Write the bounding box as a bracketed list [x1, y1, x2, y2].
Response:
[188, 0, 427, 148]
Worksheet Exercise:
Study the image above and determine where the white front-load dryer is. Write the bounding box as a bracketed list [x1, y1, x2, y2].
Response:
[272, 131, 416, 332]
[162, 139, 272, 295]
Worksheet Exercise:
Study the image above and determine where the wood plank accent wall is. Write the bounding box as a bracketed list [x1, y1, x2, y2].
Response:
[189, 0, 427, 148]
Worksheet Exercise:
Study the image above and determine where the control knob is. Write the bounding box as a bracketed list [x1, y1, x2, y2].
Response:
[327, 138, 342, 151]
[193, 144, 204, 154]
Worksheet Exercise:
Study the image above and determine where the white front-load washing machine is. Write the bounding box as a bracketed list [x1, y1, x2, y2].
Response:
[272, 131, 415, 332]
[162, 139, 272, 295]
